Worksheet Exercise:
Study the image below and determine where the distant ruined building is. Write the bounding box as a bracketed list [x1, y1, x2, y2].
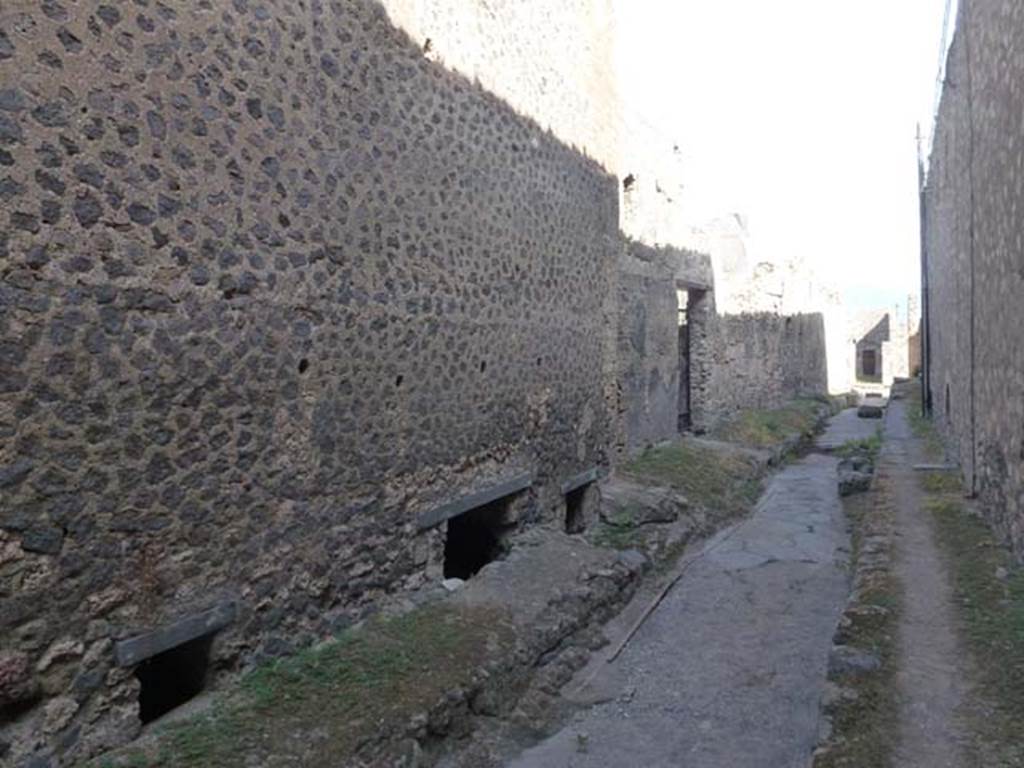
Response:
[685, 214, 847, 403]
[848, 300, 919, 397]
[923, 0, 1024, 558]
[0, 1, 835, 763]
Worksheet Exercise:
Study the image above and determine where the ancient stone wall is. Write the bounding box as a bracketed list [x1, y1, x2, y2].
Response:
[909, 323, 922, 377]
[882, 310, 910, 385]
[615, 207, 832, 437]
[615, 245, 679, 454]
[382, 0, 621, 173]
[686, 215, 851, 396]
[924, 0, 1024, 557]
[614, 241, 712, 454]
[703, 312, 829, 426]
[0, 1, 621, 762]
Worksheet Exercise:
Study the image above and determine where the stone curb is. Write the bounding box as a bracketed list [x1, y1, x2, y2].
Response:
[812, 478, 894, 765]
[363, 555, 646, 766]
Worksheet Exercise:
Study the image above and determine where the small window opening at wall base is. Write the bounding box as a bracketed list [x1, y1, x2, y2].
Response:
[444, 497, 513, 580]
[564, 484, 591, 534]
[134, 633, 214, 724]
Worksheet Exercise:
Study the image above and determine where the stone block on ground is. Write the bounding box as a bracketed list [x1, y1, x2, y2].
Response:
[827, 645, 880, 676]
[599, 478, 688, 526]
[856, 405, 884, 419]
[614, 549, 650, 574]
[838, 458, 874, 496]
[838, 468, 873, 497]
[842, 456, 874, 474]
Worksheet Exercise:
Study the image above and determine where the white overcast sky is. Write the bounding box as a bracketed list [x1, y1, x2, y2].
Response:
[617, 0, 955, 310]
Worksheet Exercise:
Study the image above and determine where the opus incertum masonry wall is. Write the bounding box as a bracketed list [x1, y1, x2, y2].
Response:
[924, 0, 1024, 558]
[0, 0, 839, 762]
[0, 1, 619, 761]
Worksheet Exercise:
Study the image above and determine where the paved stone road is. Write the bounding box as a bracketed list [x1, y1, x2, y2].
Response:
[815, 406, 882, 451]
[508, 448, 849, 768]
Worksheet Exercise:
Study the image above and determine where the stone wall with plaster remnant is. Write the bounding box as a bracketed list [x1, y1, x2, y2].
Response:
[924, 0, 1024, 557]
[703, 312, 829, 427]
[686, 215, 850, 398]
[616, 246, 680, 454]
[0, 1, 621, 762]
[613, 231, 830, 445]
[615, 241, 712, 454]
[678, 218, 831, 426]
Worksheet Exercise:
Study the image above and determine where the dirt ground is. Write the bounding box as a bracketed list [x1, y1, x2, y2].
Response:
[885, 399, 972, 767]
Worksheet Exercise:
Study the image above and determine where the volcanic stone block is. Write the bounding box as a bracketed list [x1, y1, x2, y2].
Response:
[601, 478, 688, 526]
[857, 404, 884, 419]
[114, 602, 236, 667]
[416, 473, 534, 531]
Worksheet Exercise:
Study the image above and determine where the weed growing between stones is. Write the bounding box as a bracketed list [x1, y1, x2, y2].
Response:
[710, 397, 832, 449]
[588, 438, 763, 583]
[591, 507, 646, 551]
[621, 441, 762, 520]
[834, 431, 883, 463]
[924, 489, 1024, 767]
[907, 380, 1024, 766]
[814, 474, 901, 768]
[92, 604, 514, 768]
[904, 386, 945, 461]
[592, 402, 831, 565]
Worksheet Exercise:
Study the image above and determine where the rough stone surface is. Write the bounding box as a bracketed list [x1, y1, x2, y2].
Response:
[837, 458, 874, 497]
[614, 549, 650, 574]
[857, 404, 885, 419]
[0, 651, 36, 708]
[613, 236, 829, 449]
[507, 451, 849, 767]
[0, 0, 837, 763]
[600, 478, 687, 526]
[924, 0, 1024, 556]
[615, 241, 710, 451]
[838, 470, 873, 497]
[704, 310, 830, 430]
[827, 645, 881, 677]
[441, 579, 465, 593]
[845, 456, 874, 474]
[816, 408, 881, 452]
[0, 2, 623, 763]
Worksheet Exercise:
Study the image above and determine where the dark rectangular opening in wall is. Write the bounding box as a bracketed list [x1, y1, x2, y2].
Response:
[565, 483, 590, 534]
[134, 633, 213, 724]
[862, 349, 878, 378]
[444, 496, 512, 580]
[678, 289, 692, 431]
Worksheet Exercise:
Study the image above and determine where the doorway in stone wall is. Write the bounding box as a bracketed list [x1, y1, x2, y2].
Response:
[678, 290, 691, 431]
